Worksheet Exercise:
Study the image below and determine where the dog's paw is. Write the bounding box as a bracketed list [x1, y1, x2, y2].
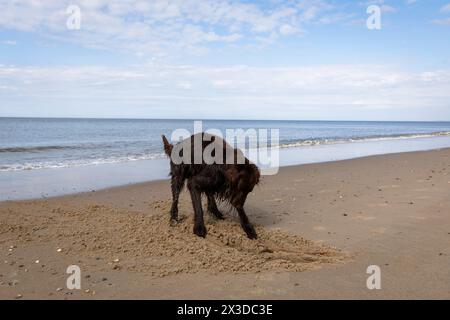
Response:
[169, 218, 178, 227]
[169, 215, 186, 226]
[193, 224, 207, 238]
[244, 224, 258, 240]
[211, 210, 225, 220]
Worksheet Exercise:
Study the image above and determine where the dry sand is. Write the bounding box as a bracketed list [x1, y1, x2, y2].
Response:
[1, 148, 449, 299]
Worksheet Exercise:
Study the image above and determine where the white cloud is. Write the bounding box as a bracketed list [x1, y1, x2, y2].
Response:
[359, 1, 398, 13]
[434, 3, 450, 25]
[441, 3, 450, 13]
[318, 12, 357, 25]
[2, 40, 17, 45]
[279, 24, 301, 35]
[0, 0, 355, 58]
[380, 5, 397, 13]
[433, 17, 450, 25]
[1, 64, 449, 120]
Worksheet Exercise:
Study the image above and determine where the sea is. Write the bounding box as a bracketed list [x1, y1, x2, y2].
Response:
[1, 117, 450, 200]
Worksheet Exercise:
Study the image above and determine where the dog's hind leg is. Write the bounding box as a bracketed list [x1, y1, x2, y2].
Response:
[170, 175, 184, 222]
[206, 193, 224, 220]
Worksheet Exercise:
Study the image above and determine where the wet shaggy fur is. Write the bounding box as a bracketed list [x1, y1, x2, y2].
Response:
[162, 133, 260, 239]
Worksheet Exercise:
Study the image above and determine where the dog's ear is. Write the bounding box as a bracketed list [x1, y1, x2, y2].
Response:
[162, 135, 173, 156]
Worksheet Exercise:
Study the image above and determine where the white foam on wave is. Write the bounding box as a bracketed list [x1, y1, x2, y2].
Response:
[0, 152, 167, 172]
[2, 131, 450, 172]
[279, 131, 450, 148]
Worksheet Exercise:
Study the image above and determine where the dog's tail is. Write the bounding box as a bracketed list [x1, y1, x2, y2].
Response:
[162, 135, 173, 156]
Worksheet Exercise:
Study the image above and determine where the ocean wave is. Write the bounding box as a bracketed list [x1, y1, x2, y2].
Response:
[0, 145, 82, 153]
[0, 153, 166, 172]
[278, 131, 450, 148]
[0, 140, 155, 153]
[1, 131, 450, 172]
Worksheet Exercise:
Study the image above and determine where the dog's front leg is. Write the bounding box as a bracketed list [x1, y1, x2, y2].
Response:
[187, 179, 207, 238]
[236, 206, 257, 239]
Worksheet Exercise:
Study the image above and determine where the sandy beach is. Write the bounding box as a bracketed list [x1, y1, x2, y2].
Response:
[1, 148, 449, 299]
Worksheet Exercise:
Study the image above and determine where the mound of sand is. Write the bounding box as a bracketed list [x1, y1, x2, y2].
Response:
[1, 200, 347, 277]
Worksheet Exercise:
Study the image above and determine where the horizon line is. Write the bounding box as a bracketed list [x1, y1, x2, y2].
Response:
[1, 116, 450, 123]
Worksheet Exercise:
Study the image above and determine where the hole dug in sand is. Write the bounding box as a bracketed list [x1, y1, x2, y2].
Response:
[74, 203, 348, 277]
[2, 202, 348, 278]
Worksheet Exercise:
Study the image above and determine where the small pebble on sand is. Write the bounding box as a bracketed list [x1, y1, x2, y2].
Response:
[35, 260, 39, 264]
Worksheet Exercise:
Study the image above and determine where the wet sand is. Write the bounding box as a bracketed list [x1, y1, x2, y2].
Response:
[1, 148, 449, 299]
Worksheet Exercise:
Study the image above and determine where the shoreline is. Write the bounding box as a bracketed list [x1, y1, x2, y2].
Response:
[2, 146, 448, 204]
[1, 148, 449, 299]
[2, 135, 450, 201]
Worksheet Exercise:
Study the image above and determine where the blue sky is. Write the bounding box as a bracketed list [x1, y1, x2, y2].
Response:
[1, 0, 450, 120]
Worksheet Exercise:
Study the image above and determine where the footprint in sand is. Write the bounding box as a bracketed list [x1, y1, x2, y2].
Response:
[367, 203, 389, 208]
[378, 185, 400, 189]
[353, 216, 376, 221]
[265, 198, 283, 203]
[407, 216, 427, 220]
[371, 227, 387, 234]
[412, 187, 430, 192]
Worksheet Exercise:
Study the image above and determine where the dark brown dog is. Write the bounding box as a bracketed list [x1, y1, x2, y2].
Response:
[162, 133, 260, 239]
